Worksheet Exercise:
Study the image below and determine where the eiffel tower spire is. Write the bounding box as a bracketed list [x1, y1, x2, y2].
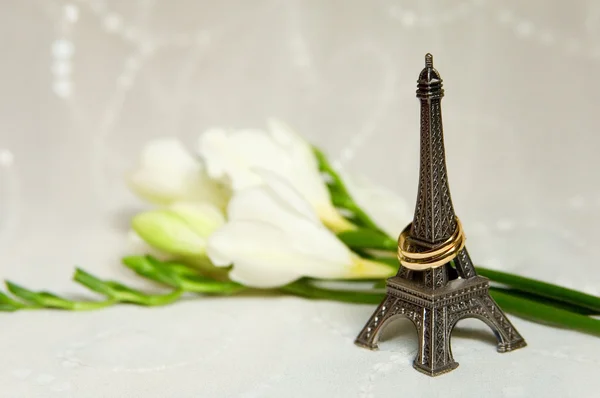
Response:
[412, 53, 457, 245]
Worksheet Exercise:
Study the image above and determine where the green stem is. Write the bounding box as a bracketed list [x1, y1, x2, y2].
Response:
[314, 147, 383, 232]
[479, 267, 600, 314]
[337, 229, 398, 251]
[281, 279, 384, 304]
[488, 287, 596, 315]
[122, 256, 246, 295]
[3, 255, 599, 338]
[281, 280, 600, 337]
[130, 289, 184, 306]
[491, 288, 600, 337]
[70, 299, 118, 311]
[0, 257, 240, 312]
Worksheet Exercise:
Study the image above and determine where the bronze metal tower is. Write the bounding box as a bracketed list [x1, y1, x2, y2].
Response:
[355, 54, 526, 376]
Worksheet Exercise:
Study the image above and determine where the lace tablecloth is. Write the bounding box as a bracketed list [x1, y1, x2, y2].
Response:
[1, 1, 599, 397]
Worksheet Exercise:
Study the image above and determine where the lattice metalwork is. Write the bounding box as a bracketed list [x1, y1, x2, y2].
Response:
[355, 54, 526, 376]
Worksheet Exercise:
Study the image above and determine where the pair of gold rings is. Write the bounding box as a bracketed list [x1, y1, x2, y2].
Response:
[397, 217, 466, 271]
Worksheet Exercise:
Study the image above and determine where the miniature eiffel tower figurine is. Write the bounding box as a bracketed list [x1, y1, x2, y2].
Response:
[355, 53, 526, 376]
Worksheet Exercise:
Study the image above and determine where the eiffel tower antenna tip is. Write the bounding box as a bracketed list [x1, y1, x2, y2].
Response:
[425, 53, 433, 67]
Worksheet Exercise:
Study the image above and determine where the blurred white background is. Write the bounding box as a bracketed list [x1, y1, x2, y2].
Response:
[0, 1, 599, 397]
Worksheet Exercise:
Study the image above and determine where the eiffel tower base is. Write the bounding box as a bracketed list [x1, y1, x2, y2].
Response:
[355, 274, 526, 376]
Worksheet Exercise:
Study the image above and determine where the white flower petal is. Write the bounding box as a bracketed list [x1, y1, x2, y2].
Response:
[169, 201, 225, 238]
[227, 186, 307, 228]
[229, 171, 319, 225]
[289, 224, 353, 277]
[193, 128, 229, 179]
[132, 210, 207, 257]
[343, 172, 412, 238]
[208, 179, 362, 288]
[140, 139, 198, 171]
[266, 118, 330, 207]
[229, 266, 300, 289]
[199, 128, 287, 190]
[126, 230, 171, 260]
[128, 138, 229, 208]
[228, 176, 352, 267]
[207, 221, 304, 287]
[345, 255, 396, 279]
[197, 121, 345, 229]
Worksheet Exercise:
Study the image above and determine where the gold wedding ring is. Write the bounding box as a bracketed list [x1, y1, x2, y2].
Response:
[397, 217, 466, 270]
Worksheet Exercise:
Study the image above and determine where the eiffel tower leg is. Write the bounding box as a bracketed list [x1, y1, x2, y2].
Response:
[453, 247, 477, 279]
[396, 265, 410, 279]
[477, 295, 527, 352]
[355, 295, 421, 350]
[413, 306, 458, 376]
[355, 295, 397, 350]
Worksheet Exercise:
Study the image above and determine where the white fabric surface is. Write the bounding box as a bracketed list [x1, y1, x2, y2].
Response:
[1, 1, 599, 397]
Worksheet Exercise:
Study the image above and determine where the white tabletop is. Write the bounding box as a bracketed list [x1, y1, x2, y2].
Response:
[1, 1, 599, 397]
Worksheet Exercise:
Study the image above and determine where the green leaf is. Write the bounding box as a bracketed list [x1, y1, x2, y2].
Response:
[330, 192, 353, 208]
[479, 267, 600, 314]
[0, 303, 20, 312]
[314, 146, 384, 233]
[281, 279, 385, 304]
[5, 281, 73, 309]
[73, 268, 186, 308]
[153, 259, 204, 278]
[374, 257, 399, 269]
[122, 256, 182, 288]
[104, 281, 183, 306]
[124, 255, 245, 295]
[490, 288, 600, 337]
[373, 279, 387, 289]
[0, 290, 26, 309]
[132, 211, 207, 257]
[489, 287, 597, 315]
[5, 281, 38, 303]
[74, 266, 183, 306]
[338, 229, 398, 251]
[179, 276, 244, 295]
[73, 268, 116, 298]
[104, 281, 147, 303]
[1, 258, 243, 312]
[35, 292, 75, 309]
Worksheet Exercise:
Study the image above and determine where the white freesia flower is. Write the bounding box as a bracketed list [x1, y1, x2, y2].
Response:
[128, 138, 229, 209]
[197, 119, 353, 232]
[127, 230, 171, 260]
[343, 173, 413, 238]
[206, 173, 393, 288]
[132, 201, 225, 258]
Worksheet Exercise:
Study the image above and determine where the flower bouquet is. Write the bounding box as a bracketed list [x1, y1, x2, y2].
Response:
[2, 120, 599, 337]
